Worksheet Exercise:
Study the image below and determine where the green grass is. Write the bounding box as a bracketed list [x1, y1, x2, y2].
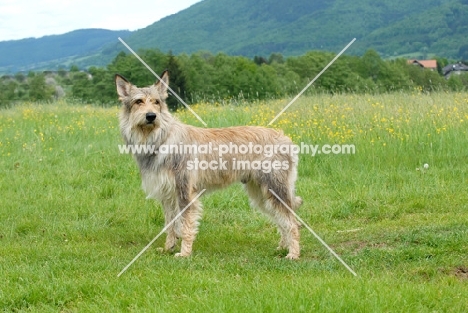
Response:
[1, 93, 468, 312]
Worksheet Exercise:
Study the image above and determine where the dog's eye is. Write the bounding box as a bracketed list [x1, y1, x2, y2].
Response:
[135, 99, 144, 105]
[154, 99, 160, 105]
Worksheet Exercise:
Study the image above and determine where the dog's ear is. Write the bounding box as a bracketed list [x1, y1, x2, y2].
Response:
[115, 74, 132, 99]
[155, 70, 169, 100]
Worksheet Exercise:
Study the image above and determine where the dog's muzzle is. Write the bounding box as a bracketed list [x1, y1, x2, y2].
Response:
[146, 112, 157, 123]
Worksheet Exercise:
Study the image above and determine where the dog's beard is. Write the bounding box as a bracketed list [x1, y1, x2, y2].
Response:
[136, 121, 160, 140]
[140, 121, 158, 129]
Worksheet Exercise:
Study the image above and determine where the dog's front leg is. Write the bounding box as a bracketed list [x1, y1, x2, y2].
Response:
[174, 181, 202, 257]
[161, 199, 179, 252]
[175, 199, 202, 257]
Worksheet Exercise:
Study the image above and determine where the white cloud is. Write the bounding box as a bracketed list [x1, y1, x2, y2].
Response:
[0, 0, 201, 41]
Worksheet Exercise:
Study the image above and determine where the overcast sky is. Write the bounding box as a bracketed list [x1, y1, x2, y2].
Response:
[0, 0, 202, 41]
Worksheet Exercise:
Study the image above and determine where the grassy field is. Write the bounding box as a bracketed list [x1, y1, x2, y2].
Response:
[1, 92, 467, 312]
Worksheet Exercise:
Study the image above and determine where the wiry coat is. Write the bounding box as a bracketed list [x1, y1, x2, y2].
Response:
[116, 72, 302, 259]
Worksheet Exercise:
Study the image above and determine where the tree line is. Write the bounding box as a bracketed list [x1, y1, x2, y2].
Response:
[1, 49, 467, 109]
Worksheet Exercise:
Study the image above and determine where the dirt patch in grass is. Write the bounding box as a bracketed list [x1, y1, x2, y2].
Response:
[337, 240, 389, 255]
[454, 266, 468, 280]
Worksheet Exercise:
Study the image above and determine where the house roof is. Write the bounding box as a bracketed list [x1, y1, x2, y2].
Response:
[418, 60, 437, 69]
[442, 62, 468, 75]
[407, 59, 438, 69]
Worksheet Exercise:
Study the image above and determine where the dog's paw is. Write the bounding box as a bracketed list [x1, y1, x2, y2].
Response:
[285, 253, 300, 260]
[174, 252, 190, 258]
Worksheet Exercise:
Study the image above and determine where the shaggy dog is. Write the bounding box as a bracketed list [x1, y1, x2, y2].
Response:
[115, 71, 302, 259]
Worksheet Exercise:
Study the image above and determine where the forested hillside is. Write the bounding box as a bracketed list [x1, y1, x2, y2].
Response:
[0, 0, 467, 72]
[2, 49, 467, 108]
[0, 29, 131, 72]
[117, 0, 468, 58]
[362, 0, 468, 59]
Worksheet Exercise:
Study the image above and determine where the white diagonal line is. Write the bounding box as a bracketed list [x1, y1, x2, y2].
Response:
[268, 189, 357, 276]
[118, 37, 208, 127]
[118, 189, 206, 277]
[268, 38, 356, 126]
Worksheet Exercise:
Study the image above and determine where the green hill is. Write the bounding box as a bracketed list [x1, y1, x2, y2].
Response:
[0, 29, 131, 73]
[1, 0, 467, 72]
[120, 0, 468, 58]
[362, 0, 468, 58]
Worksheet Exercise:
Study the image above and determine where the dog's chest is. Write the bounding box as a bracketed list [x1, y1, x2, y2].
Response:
[141, 169, 176, 201]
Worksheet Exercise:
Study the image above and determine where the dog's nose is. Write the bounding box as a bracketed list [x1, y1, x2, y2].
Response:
[146, 112, 157, 123]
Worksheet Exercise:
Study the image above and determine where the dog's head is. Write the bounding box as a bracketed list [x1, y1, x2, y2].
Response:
[115, 71, 170, 131]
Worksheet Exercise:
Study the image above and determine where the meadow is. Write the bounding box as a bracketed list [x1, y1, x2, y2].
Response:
[1, 92, 467, 312]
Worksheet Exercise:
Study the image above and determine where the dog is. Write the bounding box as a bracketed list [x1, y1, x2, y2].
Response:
[115, 71, 302, 259]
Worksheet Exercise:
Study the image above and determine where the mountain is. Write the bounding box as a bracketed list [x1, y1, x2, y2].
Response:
[361, 0, 468, 58]
[121, 0, 468, 58]
[1, 0, 468, 73]
[0, 29, 131, 73]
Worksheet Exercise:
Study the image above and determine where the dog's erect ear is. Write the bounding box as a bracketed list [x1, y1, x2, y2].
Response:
[115, 74, 132, 99]
[155, 70, 169, 100]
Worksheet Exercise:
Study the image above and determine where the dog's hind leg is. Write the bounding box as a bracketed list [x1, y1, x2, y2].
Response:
[266, 194, 301, 260]
[267, 181, 302, 260]
[245, 180, 301, 259]
[244, 180, 288, 249]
